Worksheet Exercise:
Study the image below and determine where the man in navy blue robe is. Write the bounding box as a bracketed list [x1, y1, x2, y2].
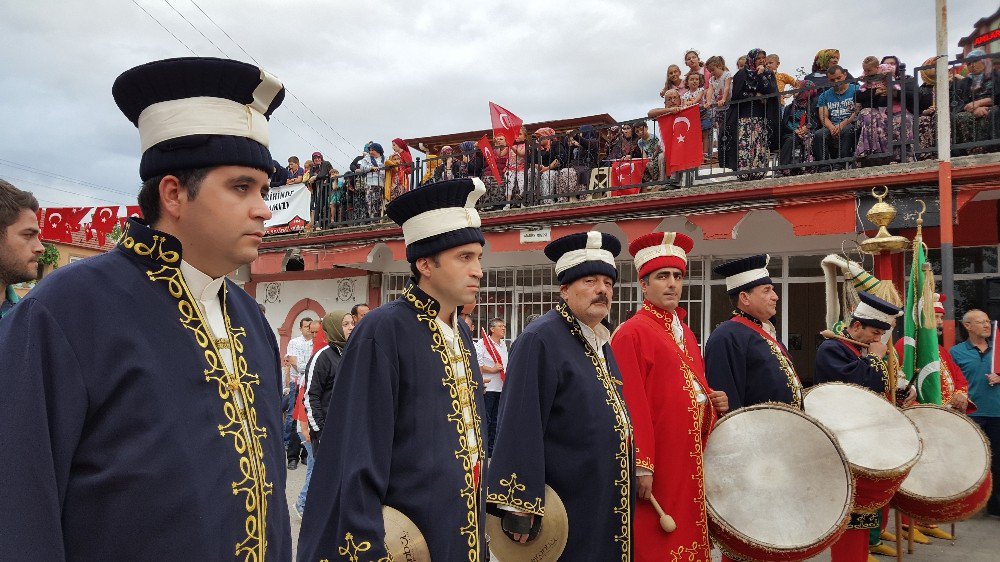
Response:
[705, 254, 804, 409]
[487, 231, 635, 562]
[0, 58, 292, 560]
[298, 178, 489, 562]
[815, 292, 901, 393]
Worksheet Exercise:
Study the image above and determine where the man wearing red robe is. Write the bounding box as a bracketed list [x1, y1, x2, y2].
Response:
[611, 231, 729, 562]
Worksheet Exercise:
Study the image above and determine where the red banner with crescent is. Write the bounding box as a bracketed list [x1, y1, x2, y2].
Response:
[40, 207, 91, 243]
[656, 105, 703, 174]
[119, 206, 143, 230]
[477, 135, 503, 185]
[609, 157, 649, 196]
[489, 101, 523, 150]
[88, 206, 120, 246]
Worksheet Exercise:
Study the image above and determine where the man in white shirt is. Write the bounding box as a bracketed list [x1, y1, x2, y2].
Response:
[284, 317, 314, 469]
[475, 317, 508, 457]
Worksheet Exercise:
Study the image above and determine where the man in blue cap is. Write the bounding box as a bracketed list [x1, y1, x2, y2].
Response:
[298, 178, 489, 562]
[487, 231, 635, 562]
[0, 57, 291, 560]
[705, 253, 803, 409]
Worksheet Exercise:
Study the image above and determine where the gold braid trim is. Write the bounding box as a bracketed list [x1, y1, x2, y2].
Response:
[556, 302, 633, 562]
[763, 338, 803, 409]
[485, 473, 544, 516]
[401, 284, 483, 562]
[147, 266, 271, 561]
[333, 533, 393, 562]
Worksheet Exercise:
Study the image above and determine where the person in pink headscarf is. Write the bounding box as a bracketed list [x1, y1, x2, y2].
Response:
[532, 127, 575, 203]
[387, 138, 413, 200]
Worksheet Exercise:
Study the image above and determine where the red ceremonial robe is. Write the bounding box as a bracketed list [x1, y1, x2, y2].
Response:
[612, 302, 717, 562]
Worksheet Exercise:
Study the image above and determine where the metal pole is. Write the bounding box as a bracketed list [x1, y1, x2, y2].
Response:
[936, 0, 956, 348]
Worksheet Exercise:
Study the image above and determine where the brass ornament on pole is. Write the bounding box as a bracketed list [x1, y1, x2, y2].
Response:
[860, 186, 909, 255]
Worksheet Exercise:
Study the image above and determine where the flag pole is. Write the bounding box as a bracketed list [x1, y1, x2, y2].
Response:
[935, 0, 955, 348]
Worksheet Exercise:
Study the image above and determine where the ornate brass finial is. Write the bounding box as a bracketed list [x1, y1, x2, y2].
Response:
[860, 186, 909, 254]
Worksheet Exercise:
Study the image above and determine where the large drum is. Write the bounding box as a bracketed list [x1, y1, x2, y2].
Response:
[891, 404, 993, 522]
[704, 404, 853, 562]
[803, 382, 923, 513]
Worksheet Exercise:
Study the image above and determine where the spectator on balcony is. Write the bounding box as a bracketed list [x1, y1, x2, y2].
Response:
[855, 63, 915, 165]
[360, 143, 386, 218]
[684, 50, 713, 90]
[778, 80, 819, 175]
[533, 127, 573, 203]
[766, 54, 800, 104]
[464, 139, 502, 209]
[649, 90, 686, 186]
[385, 138, 413, 201]
[917, 57, 940, 158]
[807, 49, 851, 91]
[720, 48, 780, 181]
[308, 152, 335, 229]
[736, 56, 747, 72]
[327, 169, 344, 224]
[566, 125, 601, 197]
[287, 156, 305, 184]
[659, 64, 687, 98]
[706, 56, 732, 160]
[270, 159, 288, 188]
[953, 49, 999, 151]
[505, 127, 528, 206]
[457, 141, 477, 178]
[347, 152, 368, 221]
[813, 65, 860, 170]
[682, 72, 713, 160]
[609, 123, 643, 161]
[433, 146, 458, 182]
[492, 135, 511, 201]
[634, 121, 662, 184]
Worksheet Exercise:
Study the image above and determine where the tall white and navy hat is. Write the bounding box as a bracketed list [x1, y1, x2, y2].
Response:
[385, 178, 487, 262]
[112, 57, 285, 181]
[629, 231, 694, 278]
[544, 231, 621, 284]
[852, 291, 902, 330]
[714, 254, 772, 295]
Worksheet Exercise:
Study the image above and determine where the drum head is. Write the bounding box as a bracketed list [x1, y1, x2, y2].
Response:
[804, 383, 922, 474]
[704, 404, 852, 550]
[899, 405, 990, 500]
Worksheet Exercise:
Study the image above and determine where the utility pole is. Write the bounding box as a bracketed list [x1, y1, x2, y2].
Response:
[936, 0, 955, 348]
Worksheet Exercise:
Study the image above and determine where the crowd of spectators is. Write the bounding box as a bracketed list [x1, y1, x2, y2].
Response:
[270, 47, 998, 232]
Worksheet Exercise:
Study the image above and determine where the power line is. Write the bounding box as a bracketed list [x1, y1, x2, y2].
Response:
[0, 158, 136, 197]
[130, 0, 196, 56]
[1, 174, 125, 205]
[187, 0, 361, 158]
[162, 0, 230, 58]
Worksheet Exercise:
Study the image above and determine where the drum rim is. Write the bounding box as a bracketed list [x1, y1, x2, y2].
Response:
[803, 382, 924, 479]
[896, 404, 993, 502]
[705, 402, 854, 553]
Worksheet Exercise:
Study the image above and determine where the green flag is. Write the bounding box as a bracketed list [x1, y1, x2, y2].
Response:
[901, 243, 942, 404]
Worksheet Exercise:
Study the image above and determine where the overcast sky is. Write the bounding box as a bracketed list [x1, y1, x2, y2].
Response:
[0, 0, 988, 209]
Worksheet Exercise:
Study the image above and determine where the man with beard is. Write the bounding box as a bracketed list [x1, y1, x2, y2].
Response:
[488, 231, 635, 561]
[0, 58, 292, 559]
[612, 231, 728, 562]
[298, 178, 489, 561]
[0, 180, 43, 319]
[705, 254, 803, 409]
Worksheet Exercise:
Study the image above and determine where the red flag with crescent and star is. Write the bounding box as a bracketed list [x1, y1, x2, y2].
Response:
[609, 157, 649, 196]
[656, 105, 703, 174]
[118, 206, 143, 230]
[489, 102, 523, 149]
[41, 207, 91, 243]
[87, 206, 120, 246]
[477, 134, 503, 185]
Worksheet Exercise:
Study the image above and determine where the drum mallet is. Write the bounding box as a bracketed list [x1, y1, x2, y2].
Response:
[648, 494, 677, 533]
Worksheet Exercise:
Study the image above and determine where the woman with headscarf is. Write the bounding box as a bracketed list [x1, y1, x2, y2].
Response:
[470, 136, 508, 210]
[505, 126, 529, 206]
[347, 149, 369, 222]
[531, 127, 574, 203]
[294, 310, 354, 517]
[385, 138, 413, 201]
[720, 48, 780, 180]
[953, 49, 999, 150]
[305, 311, 353, 446]
[433, 146, 460, 182]
[359, 142, 386, 218]
[807, 49, 852, 91]
[456, 140, 477, 178]
[916, 57, 940, 158]
[778, 80, 819, 175]
[608, 122, 643, 161]
[565, 125, 601, 197]
[854, 63, 915, 164]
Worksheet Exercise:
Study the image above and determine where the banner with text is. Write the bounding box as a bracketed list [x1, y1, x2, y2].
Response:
[265, 184, 311, 235]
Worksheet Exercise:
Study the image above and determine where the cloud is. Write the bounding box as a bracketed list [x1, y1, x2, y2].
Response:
[0, 0, 987, 206]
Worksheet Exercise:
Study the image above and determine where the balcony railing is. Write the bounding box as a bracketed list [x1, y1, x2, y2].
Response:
[290, 52, 999, 235]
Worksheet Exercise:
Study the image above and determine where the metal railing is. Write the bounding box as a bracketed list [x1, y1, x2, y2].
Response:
[281, 52, 1000, 235]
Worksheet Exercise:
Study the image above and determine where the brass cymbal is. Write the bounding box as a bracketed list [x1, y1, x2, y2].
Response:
[486, 485, 568, 562]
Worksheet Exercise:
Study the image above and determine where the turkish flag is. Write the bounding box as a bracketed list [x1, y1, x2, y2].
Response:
[89, 206, 120, 246]
[609, 157, 649, 196]
[41, 207, 91, 243]
[477, 135, 503, 185]
[489, 102, 523, 149]
[656, 105, 703, 174]
[118, 206, 142, 230]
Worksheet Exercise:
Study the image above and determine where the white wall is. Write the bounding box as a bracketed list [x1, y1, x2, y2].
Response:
[256, 276, 368, 343]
